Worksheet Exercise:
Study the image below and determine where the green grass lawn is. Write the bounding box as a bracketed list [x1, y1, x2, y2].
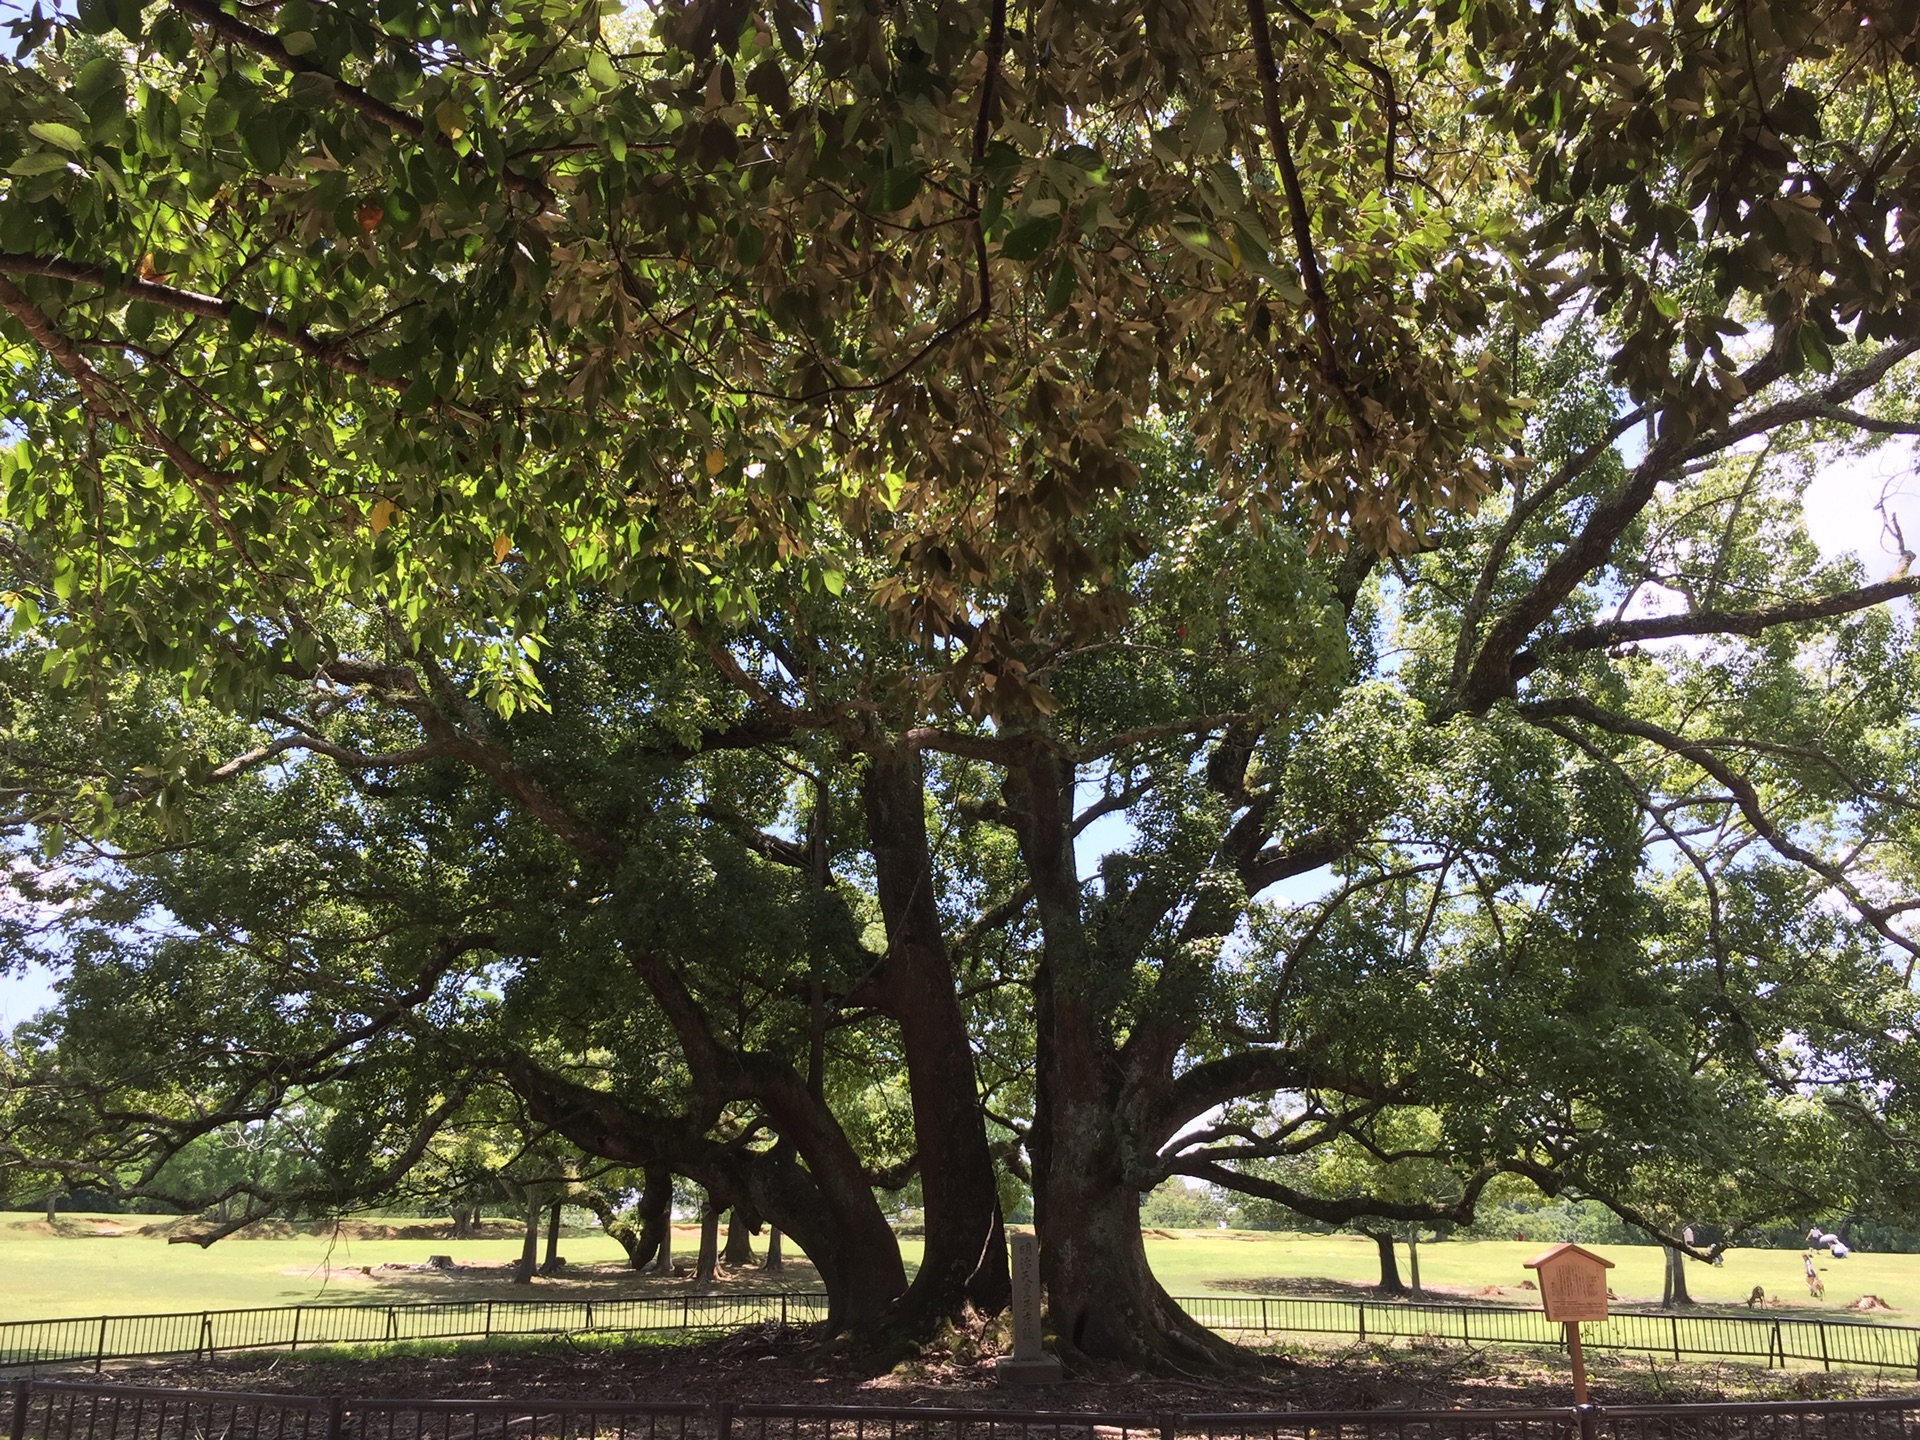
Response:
[1143, 1228, 1915, 1321]
[3, 1215, 1912, 1330]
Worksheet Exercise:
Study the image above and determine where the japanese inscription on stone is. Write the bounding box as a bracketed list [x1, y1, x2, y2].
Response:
[1009, 1231, 1043, 1360]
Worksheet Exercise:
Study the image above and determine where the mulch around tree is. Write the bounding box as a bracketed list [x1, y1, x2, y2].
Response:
[60, 1322, 1908, 1412]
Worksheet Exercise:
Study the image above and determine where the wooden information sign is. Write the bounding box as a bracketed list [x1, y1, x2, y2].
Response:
[1523, 1243, 1614, 1404]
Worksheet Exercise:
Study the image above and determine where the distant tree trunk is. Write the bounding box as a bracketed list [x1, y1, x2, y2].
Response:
[696, 1198, 721, 1282]
[541, 1199, 563, 1272]
[1366, 1230, 1407, 1294]
[451, 1204, 476, 1240]
[1666, 1245, 1692, 1306]
[513, 1193, 540, 1283]
[724, 1207, 755, 1267]
[1407, 1231, 1423, 1298]
[650, 1208, 674, 1274]
[765, 1227, 783, 1274]
[44, 1190, 58, 1225]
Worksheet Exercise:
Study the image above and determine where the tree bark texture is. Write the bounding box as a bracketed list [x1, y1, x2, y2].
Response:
[861, 746, 1011, 1321]
[1366, 1230, 1406, 1294]
[541, 1198, 563, 1272]
[1005, 746, 1247, 1367]
[724, 1206, 755, 1266]
[765, 1226, 783, 1273]
[514, 1192, 539, 1284]
[1666, 1245, 1692, 1306]
[696, 1199, 721, 1282]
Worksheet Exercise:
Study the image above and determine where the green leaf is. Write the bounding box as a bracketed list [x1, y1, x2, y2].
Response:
[72, 0, 115, 34]
[228, 304, 260, 344]
[280, 30, 316, 55]
[287, 72, 335, 107]
[867, 166, 922, 214]
[7, 152, 73, 177]
[998, 215, 1060, 261]
[28, 122, 85, 153]
[586, 49, 618, 90]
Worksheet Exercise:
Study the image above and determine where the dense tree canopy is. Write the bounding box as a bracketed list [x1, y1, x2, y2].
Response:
[3, 0, 1920, 1374]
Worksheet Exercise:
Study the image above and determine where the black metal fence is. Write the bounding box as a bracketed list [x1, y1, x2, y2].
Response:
[9, 1380, 1920, 1440]
[0, 1297, 829, 1373]
[5, 1295, 1920, 1378]
[1176, 1296, 1920, 1376]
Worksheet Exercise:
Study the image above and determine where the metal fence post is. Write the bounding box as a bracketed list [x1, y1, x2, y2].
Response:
[1261, 1299, 1269, 1335]
[1670, 1315, 1680, 1362]
[1356, 1302, 1365, 1343]
[94, 1316, 108, 1373]
[1820, 1322, 1832, 1372]
[199, 1314, 213, 1363]
[1770, 1322, 1782, 1368]
[780, 1295, 788, 1329]
[485, 1302, 493, 1339]
[325, 1398, 344, 1440]
[8, 1379, 29, 1440]
[1158, 1414, 1178, 1440]
[385, 1308, 396, 1343]
[290, 1307, 302, 1355]
[1574, 1403, 1598, 1440]
[713, 1402, 733, 1440]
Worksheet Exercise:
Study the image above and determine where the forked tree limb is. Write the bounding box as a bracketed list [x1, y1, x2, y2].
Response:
[1512, 574, 1920, 677]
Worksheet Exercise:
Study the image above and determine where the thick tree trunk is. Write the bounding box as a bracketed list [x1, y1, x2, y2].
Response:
[765, 1226, 783, 1274]
[627, 1168, 669, 1271]
[1408, 1233, 1422, 1297]
[724, 1206, 755, 1266]
[862, 748, 1010, 1322]
[541, 1199, 563, 1272]
[513, 1193, 540, 1283]
[1366, 1230, 1406, 1294]
[696, 1199, 721, 1282]
[579, 1179, 661, 1271]
[1008, 748, 1250, 1369]
[650, 1208, 674, 1274]
[451, 1204, 475, 1240]
[508, 1005, 906, 1333]
[1666, 1245, 1692, 1306]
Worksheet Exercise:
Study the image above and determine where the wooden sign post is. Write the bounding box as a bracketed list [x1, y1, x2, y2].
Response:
[1524, 1243, 1614, 1404]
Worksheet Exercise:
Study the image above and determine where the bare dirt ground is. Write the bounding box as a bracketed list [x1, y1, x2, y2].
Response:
[69, 1323, 1911, 1413]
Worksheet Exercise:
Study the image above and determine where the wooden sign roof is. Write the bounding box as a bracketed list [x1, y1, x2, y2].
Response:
[1523, 1242, 1617, 1272]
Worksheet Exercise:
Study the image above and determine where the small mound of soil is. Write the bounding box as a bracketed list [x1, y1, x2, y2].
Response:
[1845, 1295, 1897, 1313]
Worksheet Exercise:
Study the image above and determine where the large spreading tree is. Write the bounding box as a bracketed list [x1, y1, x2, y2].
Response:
[2, 0, 1919, 1373]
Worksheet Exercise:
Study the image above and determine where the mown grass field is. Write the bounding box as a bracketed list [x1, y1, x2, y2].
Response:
[3, 1215, 1913, 1328]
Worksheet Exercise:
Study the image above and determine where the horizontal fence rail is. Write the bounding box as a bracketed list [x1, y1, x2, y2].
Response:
[10, 1381, 1920, 1440]
[1181, 1295, 1920, 1376]
[4, 1295, 1919, 1377]
[0, 1296, 830, 1373]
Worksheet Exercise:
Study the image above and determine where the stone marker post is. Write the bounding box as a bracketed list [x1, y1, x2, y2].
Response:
[994, 1232, 1062, 1383]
